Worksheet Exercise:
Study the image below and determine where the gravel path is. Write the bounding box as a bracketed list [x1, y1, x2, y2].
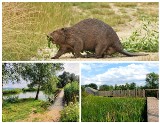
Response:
[147, 97, 159, 122]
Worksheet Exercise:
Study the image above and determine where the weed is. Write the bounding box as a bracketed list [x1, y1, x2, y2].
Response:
[122, 20, 158, 52]
[60, 102, 79, 122]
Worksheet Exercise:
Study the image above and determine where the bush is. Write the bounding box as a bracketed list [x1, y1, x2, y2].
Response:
[3, 96, 20, 103]
[60, 103, 79, 122]
[64, 82, 79, 105]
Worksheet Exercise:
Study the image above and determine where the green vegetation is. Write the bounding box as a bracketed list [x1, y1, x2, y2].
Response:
[2, 98, 47, 122]
[57, 71, 79, 88]
[64, 82, 79, 105]
[122, 20, 158, 52]
[3, 89, 22, 95]
[2, 2, 158, 60]
[61, 81, 79, 122]
[82, 95, 146, 122]
[60, 103, 79, 122]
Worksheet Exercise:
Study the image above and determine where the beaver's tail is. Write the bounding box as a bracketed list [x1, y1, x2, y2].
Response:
[119, 50, 148, 56]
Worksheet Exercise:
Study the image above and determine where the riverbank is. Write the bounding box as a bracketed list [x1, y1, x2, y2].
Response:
[2, 98, 48, 122]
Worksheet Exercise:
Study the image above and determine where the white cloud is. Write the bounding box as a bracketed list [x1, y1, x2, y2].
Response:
[63, 63, 79, 75]
[81, 64, 91, 71]
[81, 63, 158, 86]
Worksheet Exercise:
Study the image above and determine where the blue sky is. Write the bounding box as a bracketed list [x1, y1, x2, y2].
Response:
[3, 63, 79, 89]
[81, 63, 159, 86]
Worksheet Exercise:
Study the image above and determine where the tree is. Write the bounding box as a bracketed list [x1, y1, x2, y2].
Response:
[129, 82, 136, 90]
[145, 72, 159, 89]
[57, 71, 79, 88]
[87, 83, 98, 90]
[21, 63, 63, 100]
[2, 63, 21, 87]
[99, 85, 113, 91]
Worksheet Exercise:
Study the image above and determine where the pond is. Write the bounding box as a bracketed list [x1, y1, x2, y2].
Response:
[3, 91, 48, 101]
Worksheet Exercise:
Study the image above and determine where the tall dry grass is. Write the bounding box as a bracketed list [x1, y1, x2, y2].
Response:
[2, 3, 73, 60]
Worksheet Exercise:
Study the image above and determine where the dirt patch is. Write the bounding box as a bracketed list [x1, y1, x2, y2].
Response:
[32, 50, 158, 61]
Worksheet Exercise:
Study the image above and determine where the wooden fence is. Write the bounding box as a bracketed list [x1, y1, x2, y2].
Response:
[98, 89, 145, 97]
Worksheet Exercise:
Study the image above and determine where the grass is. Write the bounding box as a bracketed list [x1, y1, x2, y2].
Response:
[82, 95, 146, 122]
[2, 2, 158, 60]
[2, 98, 47, 122]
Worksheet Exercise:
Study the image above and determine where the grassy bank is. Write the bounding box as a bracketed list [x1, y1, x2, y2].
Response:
[2, 2, 158, 60]
[3, 88, 22, 95]
[2, 98, 48, 122]
[82, 95, 146, 122]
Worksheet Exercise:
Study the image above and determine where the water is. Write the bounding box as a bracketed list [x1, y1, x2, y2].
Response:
[3, 91, 48, 101]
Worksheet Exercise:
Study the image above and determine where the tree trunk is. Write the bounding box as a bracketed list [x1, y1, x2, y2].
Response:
[35, 84, 41, 100]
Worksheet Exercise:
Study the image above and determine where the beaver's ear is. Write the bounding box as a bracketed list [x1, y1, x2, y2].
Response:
[61, 28, 67, 33]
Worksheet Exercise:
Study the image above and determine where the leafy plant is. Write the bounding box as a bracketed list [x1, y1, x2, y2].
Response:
[64, 82, 79, 105]
[60, 102, 79, 122]
[122, 20, 158, 52]
[3, 96, 20, 103]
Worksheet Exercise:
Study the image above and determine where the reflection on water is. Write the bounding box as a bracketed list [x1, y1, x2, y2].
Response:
[3, 91, 48, 101]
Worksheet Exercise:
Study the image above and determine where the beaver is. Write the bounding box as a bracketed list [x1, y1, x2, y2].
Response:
[47, 18, 147, 59]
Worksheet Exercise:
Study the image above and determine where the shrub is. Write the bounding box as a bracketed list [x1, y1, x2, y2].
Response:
[64, 82, 79, 105]
[60, 102, 79, 122]
[3, 96, 20, 103]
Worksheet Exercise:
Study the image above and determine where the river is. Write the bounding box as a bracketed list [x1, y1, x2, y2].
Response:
[3, 91, 48, 101]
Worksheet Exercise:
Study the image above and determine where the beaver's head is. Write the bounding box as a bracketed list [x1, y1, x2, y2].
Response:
[47, 28, 67, 45]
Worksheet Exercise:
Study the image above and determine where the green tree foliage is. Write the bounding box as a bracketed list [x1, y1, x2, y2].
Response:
[57, 71, 79, 88]
[64, 82, 79, 105]
[2, 63, 21, 87]
[20, 63, 63, 100]
[145, 72, 159, 89]
[99, 85, 113, 91]
[85, 83, 98, 90]
[99, 82, 137, 91]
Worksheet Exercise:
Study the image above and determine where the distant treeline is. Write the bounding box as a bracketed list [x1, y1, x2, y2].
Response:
[3, 88, 38, 95]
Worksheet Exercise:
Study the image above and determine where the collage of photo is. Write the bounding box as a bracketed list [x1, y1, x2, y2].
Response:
[1, 1, 159, 122]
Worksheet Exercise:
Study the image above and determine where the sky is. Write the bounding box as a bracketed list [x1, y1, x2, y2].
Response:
[81, 63, 159, 87]
[3, 63, 79, 89]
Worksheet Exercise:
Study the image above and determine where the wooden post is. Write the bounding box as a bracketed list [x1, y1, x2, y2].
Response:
[143, 89, 145, 98]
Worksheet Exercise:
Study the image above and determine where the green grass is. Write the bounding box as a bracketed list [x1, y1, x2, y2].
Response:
[2, 98, 47, 122]
[82, 95, 146, 122]
[2, 2, 158, 60]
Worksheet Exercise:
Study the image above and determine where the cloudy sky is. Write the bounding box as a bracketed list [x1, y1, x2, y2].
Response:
[3, 63, 79, 89]
[81, 63, 159, 86]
